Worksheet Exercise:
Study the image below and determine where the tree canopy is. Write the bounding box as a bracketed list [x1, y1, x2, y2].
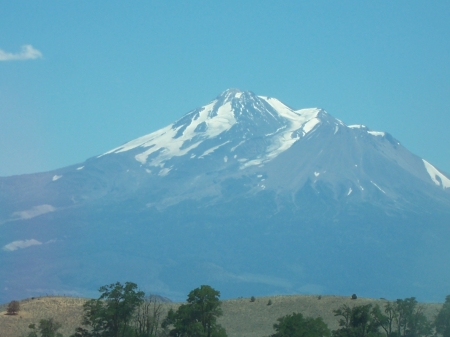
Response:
[6, 300, 20, 315]
[163, 285, 227, 337]
[332, 304, 383, 337]
[331, 298, 433, 337]
[271, 312, 331, 337]
[75, 281, 145, 337]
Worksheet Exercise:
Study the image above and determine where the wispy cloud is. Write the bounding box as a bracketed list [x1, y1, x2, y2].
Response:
[3, 239, 42, 251]
[201, 262, 293, 288]
[12, 204, 55, 220]
[297, 283, 325, 294]
[0, 44, 43, 61]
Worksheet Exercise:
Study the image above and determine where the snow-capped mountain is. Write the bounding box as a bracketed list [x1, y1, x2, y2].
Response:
[101, 89, 323, 171]
[95, 88, 450, 208]
[1, 89, 449, 304]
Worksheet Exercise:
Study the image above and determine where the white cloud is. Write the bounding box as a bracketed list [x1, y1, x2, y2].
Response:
[0, 44, 43, 61]
[12, 204, 55, 220]
[3, 239, 42, 251]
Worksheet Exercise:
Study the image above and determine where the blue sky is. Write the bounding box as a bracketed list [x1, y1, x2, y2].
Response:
[1, 1, 449, 177]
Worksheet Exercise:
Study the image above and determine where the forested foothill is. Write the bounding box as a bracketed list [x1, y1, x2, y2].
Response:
[1, 283, 449, 337]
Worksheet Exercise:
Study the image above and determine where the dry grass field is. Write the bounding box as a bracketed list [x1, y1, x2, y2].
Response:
[219, 295, 442, 337]
[0, 297, 87, 337]
[0, 295, 442, 337]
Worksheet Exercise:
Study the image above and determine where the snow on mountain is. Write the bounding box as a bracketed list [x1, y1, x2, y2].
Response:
[423, 159, 450, 189]
[349, 124, 387, 138]
[100, 89, 323, 170]
[98, 89, 449, 193]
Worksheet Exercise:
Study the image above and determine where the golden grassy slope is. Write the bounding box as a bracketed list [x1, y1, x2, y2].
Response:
[0, 297, 86, 337]
[0, 295, 442, 337]
[219, 295, 441, 337]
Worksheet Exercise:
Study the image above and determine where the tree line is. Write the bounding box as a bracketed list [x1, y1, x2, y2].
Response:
[272, 295, 450, 337]
[20, 282, 450, 337]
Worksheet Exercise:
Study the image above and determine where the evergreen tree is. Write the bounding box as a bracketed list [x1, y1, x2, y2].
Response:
[435, 295, 450, 337]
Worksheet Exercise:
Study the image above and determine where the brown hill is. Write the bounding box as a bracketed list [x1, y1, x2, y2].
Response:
[0, 295, 442, 337]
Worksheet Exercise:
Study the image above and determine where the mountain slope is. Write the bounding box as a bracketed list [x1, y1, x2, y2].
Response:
[0, 89, 449, 303]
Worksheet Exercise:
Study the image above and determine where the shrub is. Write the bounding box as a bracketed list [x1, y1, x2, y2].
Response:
[28, 318, 63, 337]
[6, 300, 20, 315]
[271, 312, 330, 337]
[250, 296, 256, 302]
[351, 294, 357, 300]
[268, 299, 272, 306]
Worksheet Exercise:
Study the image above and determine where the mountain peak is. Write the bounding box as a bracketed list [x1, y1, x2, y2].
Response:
[219, 87, 243, 96]
[216, 88, 244, 102]
[100, 90, 324, 170]
[217, 88, 257, 104]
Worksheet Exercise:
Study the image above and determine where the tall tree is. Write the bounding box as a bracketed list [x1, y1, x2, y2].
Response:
[332, 304, 383, 337]
[435, 295, 450, 337]
[394, 298, 432, 337]
[163, 285, 227, 337]
[370, 303, 397, 337]
[133, 295, 166, 337]
[76, 281, 145, 337]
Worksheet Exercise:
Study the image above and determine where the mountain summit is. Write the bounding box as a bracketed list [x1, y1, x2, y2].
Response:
[1, 89, 449, 303]
[101, 89, 324, 170]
